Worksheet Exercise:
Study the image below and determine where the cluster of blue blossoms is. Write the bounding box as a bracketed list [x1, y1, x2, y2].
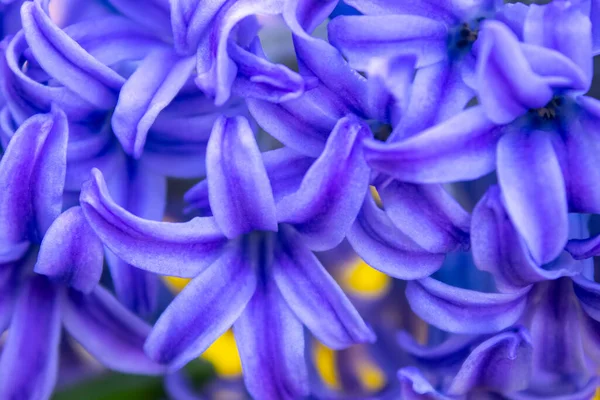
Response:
[1, 0, 600, 399]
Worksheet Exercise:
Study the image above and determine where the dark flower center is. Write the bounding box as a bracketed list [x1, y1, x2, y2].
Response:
[529, 97, 563, 123]
[369, 121, 393, 142]
[456, 23, 479, 49]
[449, 18, 484, 55]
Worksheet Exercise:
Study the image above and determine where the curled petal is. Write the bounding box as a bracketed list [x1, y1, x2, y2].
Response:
[234, 277, 309, 400]
[476, 20, 553, 124]
[170, 0, 228, 55]
[566, 234, 600, 260]
[277, 115, 371, 251]
[112, 49, 195, 158]
[230, 40, 314, 103]
[63, 286, 165, 374]
[194, 0, 285, 105]
[523, 2, 592, 89]
[406, 278, 530, 334]
[398, 367, 451, 400]
[21, 1, 125, 109]
[389, 60, 474, 140]
[106, 0, 172, 40]
[343, 0, 458, 22]
[206, 116, 277, 238]
[572, 275, 600, 322]
[35, 206, 104, 294]
[80, 168, 228, 277]
[446, 327, 533, 395]
[364, 106, 501, 183]
[0, 276, 62, 400]
[380, 181, 470, 253]
[273, 225, 375, 349]
[0, 106, 67, 245]
[347, 196, 444, 280]
[472, 186, 581, 292]
[145, 243, 257, 370]
[497, 128, 568, 265]
[246, 95, 339, 157]
[328, 15, 448, 70]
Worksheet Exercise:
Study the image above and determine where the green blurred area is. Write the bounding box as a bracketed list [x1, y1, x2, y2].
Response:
[52, 360, 215, 400]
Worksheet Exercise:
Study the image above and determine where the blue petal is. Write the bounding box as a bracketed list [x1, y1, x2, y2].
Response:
[145, 242, 257, 370]
[272, 225, 375, 349]
[497, 128, 568, 265]
[347, 196, 444, 280]
[380, 181, 470, 253]
[63, 286, 166, 374]
[233, 275, 309, 399]
[364, 106, 500, 183]
[0, 276, 61, 400]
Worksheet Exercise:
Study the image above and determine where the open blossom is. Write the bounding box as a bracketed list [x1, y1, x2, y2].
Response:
[1, 0, 600, 399]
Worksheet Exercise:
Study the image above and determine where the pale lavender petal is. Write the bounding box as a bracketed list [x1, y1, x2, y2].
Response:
[145, 243, 257, 370]
[35, 206, 104, 294]
[0, 276, 61, 400]
[80, 168, 227, 277]
[380, 181, 470, 253]
[497, 128, 568, 265]
[170, 0, 227, 55]
[63, 286, 166, 374]
[398, 367, 451, 400]
[112, 49, 195, 158]
[276, 115, 371, 251]
[272, 225, 375, 349]
[406, 278, 530, 334]
[206, 116, 277, 238]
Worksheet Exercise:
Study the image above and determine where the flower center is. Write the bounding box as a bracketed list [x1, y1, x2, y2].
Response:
[529, 97, 563, 124]
[449, 18, 484, 54]
[368, 121, 393, 142]
[456, 23, 479, 49]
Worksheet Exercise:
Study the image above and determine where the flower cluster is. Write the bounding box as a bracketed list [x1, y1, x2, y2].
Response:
[0, 0, 600, 399]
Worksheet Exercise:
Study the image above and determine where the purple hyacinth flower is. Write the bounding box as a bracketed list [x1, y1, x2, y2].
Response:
[364, 2, 599, 266]
[245, 0, 472, 280]
[0, 107, 165, 400]
[406, 195, 600, 400]
[80, 115, 377, 399]
[3, 2, 262, 314]
[398, 326, 533, 399]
